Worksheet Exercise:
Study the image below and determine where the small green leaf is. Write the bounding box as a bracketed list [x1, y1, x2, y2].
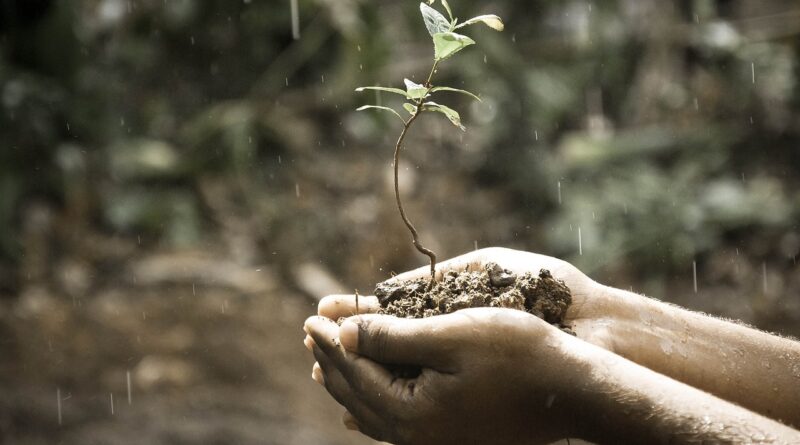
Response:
[404, 78, 428, 100]
[455, 14, 505, 31]
[355, 86, 411, 98]
[422, 101, 465, 130]
[430, 86, 482, 102]
[433, 32, 475, 60]
[440, 0, 453, 21]
[403, 103, 418, 115]
[420, 3, 450, 37]
[356, 105, 405, 122]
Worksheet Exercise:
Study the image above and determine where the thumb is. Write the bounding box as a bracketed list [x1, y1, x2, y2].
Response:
[340, 314, 454, 370]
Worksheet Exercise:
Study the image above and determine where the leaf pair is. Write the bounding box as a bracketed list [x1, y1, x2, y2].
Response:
[420, 2, 504, 61]
[356, 80, 480, 103]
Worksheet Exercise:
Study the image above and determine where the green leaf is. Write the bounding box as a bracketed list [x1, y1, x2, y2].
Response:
[455, 14, 505, 31]
[422, 101, 465, 130]
[430, 86, 482, 102]
[355, 86, 411, 98]
[433, 32, 475, 60]
[356, 105, 405, 122]
[420, 3, 450, 37]
[404, 78, 428, 100]
[440, 0, 453, 21]
[403, 103, 418, 115]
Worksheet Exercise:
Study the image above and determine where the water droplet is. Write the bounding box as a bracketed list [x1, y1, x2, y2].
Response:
[290, 0, 300, 40]
[127, 370, 132, 405]
[57, 388, 62, 426]
[557, 181, 562, 205]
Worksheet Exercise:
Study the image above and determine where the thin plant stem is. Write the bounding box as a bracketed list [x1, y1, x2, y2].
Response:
[393, 61, 440, 286]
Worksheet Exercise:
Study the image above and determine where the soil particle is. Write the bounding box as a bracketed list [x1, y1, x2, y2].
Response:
[374, 263, 573, 330]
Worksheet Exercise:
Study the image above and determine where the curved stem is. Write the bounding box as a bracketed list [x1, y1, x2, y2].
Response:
[393, 61, 441, 286]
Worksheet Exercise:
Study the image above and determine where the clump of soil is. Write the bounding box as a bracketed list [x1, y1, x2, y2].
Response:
[374, 263, 573, 330]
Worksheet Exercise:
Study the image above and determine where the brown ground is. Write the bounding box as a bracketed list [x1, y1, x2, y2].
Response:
[0, 247, 375, 445]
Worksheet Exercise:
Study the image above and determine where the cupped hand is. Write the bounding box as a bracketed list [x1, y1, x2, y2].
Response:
[317, 248, 607, 334]
[304, 307, 585, 445]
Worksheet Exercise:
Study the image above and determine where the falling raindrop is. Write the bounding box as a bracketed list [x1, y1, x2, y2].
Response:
[751, 62, 755, 84]
[762, 261, 767, 293]
[534, 130, 538, 140]
[110, 393, 115, 415]
[295, 183, 300, 198]
[190, 36, 195, 45]
[474, 240, 478, 251]
[57, 388, 62, 426]
[66, 122, 70, 131]
[578, 227, 582, 255]
[693, 97, 699, 110]
[290, 0, 300, 40]
[692, 260, 698, 293]
[127, 371, 132, 405]
[557, 181, 562, 205]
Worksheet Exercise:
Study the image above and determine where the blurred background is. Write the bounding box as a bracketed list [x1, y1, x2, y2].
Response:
[1, 0, 798, 443]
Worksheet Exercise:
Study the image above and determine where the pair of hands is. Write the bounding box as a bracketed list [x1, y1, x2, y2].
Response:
[304, 248, 605, 444]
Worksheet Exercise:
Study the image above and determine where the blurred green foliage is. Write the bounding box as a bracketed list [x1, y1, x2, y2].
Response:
[1, 0, 798, 293]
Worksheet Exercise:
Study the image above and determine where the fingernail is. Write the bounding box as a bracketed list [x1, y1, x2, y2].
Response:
[303, 335, 316, 351]
[339, 319, 359, 352]
[344, 419, 359, 431]
[312, 363, 324, 385]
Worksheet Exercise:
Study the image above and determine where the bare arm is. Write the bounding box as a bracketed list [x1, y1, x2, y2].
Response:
[558, 326, 800, 444]
[572, 284, 800, 427]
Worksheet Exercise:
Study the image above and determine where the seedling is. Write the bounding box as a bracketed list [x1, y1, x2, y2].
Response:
[356, 0, 504, 285]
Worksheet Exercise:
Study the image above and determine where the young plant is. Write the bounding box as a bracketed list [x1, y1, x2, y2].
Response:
[356, 0, 504, 285]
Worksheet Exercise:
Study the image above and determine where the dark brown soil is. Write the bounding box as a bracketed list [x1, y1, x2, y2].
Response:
[374, 263, 574, 330]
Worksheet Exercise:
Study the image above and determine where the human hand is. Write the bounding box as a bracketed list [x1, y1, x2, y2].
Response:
[316, 248, 612, 347]
[304, 307, 585, 445]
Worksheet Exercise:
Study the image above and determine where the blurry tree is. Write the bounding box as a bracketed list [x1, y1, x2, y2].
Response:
[0, 0, 797, 303]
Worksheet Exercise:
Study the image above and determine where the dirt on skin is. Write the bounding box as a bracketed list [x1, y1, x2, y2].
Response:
[374, 263, 574, 330]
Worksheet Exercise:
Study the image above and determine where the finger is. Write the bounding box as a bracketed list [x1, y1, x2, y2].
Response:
[304, 335, 316, 351]
[312, 362, 324, 386]
[342, 410, 359, 431]
[311, 324, 422, 413]
[338, 314, 456, 369]
[305, 315, 345, 359]
[313, 346, 392, 442]
[318, 294, 380, 320]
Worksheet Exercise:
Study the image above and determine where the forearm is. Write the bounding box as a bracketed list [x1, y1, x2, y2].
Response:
[556, 333, 800, 444]
[572, 284, 800, 427]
